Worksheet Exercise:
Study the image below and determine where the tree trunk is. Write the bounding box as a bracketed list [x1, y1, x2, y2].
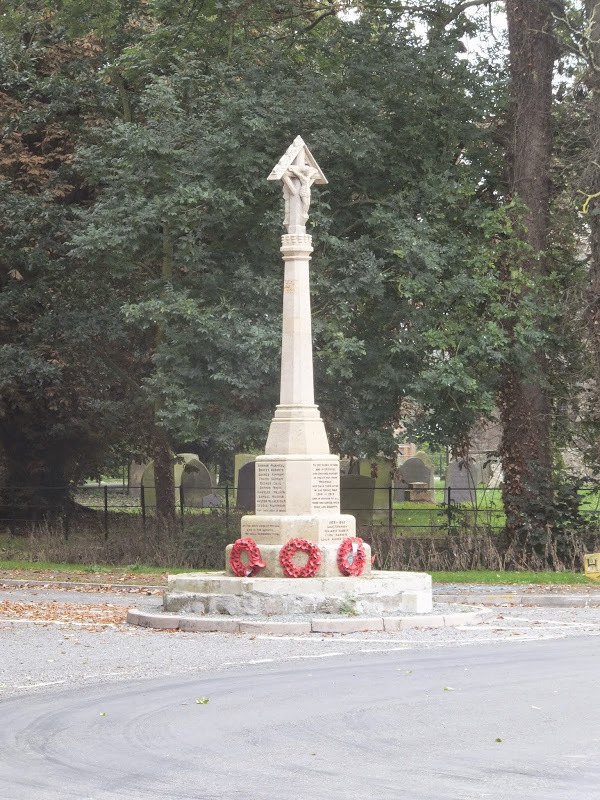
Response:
[498, 1, 557, 546]
[151, 427, 176, 524]
[149, 224, 177, 525]
[584, 2, 600, 396]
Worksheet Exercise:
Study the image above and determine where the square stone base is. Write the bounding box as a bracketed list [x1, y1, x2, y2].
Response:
[240, 513, 356, 546]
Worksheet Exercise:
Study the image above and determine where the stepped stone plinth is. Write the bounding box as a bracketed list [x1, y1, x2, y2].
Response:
[163, 571, 432, 616]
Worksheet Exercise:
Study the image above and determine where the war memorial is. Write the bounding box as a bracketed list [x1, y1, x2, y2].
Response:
[126, 138, 490, 633]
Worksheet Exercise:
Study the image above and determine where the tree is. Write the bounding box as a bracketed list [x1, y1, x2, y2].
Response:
[0, 6, 150, 520]
[1, 1, 511, 527]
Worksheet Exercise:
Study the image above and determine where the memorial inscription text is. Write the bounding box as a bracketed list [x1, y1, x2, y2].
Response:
[255, 461, 286, 513]
[311, 461, 339, 512]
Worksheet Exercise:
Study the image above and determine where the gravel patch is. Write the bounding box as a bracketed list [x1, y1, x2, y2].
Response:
[3, 584, 600, 702]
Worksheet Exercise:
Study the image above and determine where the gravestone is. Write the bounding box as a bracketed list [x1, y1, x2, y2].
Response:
[236, 460, 256, 511]
[445, 458, 480, 505]
[340, 457, 360, 475]
[473, 454, 497, 486]
[397, 457, 434, 501]
[340, 474, 375, 526]
[487, 461, 504, 489]
[471, 458, 483, 486]
[128, 460, 146, 497]
[141, 460, 159, 508]
[414, 450, 434, 471]
[202, 492, 222, 508]
[408, 483, 431, 502]
[234, 453, 256, 503]
[178, 455, 213, 508]
[393, 474, 408, 502]
[359, 457, 394, 514]
[141, 453, 212, 509]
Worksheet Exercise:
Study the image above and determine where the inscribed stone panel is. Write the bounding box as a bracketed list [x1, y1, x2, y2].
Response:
[255, 461, 286, 514]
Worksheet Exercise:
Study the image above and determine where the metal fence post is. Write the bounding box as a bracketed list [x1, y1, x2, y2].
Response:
[446, 486, 452, 535]
[225, 486, 230, 533]
[179, 484, 185, 517]
[388, 485, 393, 532]
[64, 487, 70, 540]
[104, 485, 109, 540]
[140, 484, 146, 531]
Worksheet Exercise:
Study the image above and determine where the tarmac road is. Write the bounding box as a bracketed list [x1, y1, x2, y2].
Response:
[1, 635, 600, 800]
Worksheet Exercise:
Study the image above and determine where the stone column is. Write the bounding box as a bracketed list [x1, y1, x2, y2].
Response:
[264, 232, 329, 456]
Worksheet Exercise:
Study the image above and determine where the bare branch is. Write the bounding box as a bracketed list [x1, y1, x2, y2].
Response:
[445, 0, 494, 23]
[301, 6, 339, 33]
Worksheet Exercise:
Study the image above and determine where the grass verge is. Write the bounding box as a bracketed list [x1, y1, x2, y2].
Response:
[431, 570, 592, 585]
[1, 561, 594, 586]
[0, 559, 193, 574]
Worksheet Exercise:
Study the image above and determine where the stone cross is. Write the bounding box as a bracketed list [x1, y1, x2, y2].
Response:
[265, 136, 329, 435]
[238, 136, 359, 567]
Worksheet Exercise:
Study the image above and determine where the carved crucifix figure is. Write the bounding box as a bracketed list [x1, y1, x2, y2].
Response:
[267, 135, 328, 234]
[282, 164, 320, 231]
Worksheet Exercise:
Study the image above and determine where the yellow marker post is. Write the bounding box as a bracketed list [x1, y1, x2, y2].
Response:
[584, 553, 600, 581]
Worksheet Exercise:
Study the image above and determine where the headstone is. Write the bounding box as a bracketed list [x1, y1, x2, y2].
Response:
[179, 455, 213, 507]
[236, 460, 256, 510]
[473, 454, 501, 486]
[408, 482, 431, 502]
[414, 450, 434, 471]
[340, 457, 360, 475]
[487, 461, 504, 489]
[471, 459, 483, 486]
[393, 474, 408, 502]
[396, 457, 434, 501]
[340, 474, 375, 526]
[445, 459, 480, 505]
[471, 455, 489, 485]
[359, 457, 394, 514]
[234, 453, 256, 503]
[202, 492, 222, 508]
[128, 460, 146, 497]
[141, 453, 212, 509]
[141, 461, 157, 508]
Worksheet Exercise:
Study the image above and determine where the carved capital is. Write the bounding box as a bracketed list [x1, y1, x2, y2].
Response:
[280, 234, 313, 256]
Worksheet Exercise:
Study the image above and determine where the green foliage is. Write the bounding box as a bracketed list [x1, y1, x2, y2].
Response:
[4, 0, 587, 542]
[64, 7, 509, 463]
